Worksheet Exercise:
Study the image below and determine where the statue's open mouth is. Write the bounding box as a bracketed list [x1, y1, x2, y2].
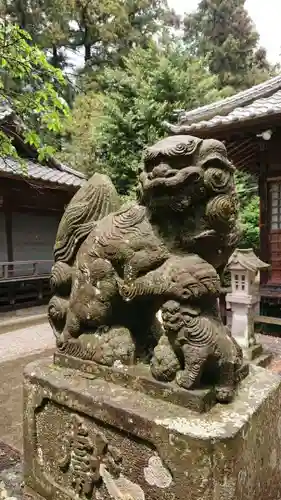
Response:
[138, 166, 206, 212]
[140, 166, 204, 191]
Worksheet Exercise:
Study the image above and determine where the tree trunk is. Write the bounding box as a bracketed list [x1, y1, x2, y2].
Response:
[52, 45, 59, 68]
[84, 42, 91, 61]
[16, 0, 27, 30]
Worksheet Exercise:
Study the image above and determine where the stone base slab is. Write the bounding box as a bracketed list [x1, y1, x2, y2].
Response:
[54, 352, 249, 414]
[24, 358, 281, 500]
[243, 343, 272, 368]
[24, 486, 46, 499]
[243, 343, 263, 360]
[252, 352, 273, 368]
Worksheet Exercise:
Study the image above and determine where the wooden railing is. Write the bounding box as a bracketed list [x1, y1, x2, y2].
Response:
[0, 260, 53, 282]
[0, 260, 53, 310]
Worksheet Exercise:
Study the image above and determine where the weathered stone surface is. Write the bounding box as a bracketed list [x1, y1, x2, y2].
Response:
[243, 343, 272, 367]
[24, 358, 281, 500]
[54, 352, 249, 413]
[252, 352, 273, 368]
[48, 136, 244, 403]
[244, 343, 263, 360]
[54, 352, 216, 413]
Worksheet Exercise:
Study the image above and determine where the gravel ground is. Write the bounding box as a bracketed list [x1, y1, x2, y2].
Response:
[0, 462, 23, 499]
[0, 323, 54, 451]
[0, 442, 23, 499]
[0, 323, 53, 364]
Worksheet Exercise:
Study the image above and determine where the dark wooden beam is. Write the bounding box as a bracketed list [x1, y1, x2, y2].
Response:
[0, 176, 74, 213]
[2, 197, 14, 275]
[4, 211, 13, 263]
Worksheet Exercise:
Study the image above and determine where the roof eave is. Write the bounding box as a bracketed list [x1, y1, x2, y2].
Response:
[0, 104, 85, 182]
[0, 169, 83, 191]
[179, 74, 281, 125]
[165, 110, 281, 139]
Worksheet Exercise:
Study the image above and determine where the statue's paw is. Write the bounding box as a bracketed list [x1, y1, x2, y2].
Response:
[48, 296, 69, 342]
[150, 335, 180, 382]
[50, 261, 72, 294]
[215, 385, 235, 403]
[93, 326, 136, 367]
[175, 370, 195, 390]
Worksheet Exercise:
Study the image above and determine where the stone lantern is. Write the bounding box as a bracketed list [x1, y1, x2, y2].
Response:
[226, 248, 271, 365]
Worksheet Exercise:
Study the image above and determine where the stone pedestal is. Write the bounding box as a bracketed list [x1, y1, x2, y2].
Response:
[226, 293, 256, 349]
[226, 293, 272, 367]
[242, 342, 272, 367]
[24, 356, 281, 500]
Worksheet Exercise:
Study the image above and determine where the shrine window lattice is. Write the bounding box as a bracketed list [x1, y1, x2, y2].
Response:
[270, 182, 281, 230]
[269, 182, 281, 282]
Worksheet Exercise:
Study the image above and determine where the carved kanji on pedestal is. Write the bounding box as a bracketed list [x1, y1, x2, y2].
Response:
[58, 414, 122, 497]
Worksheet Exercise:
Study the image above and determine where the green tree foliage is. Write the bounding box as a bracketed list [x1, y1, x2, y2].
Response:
[61, 42, 225, 194]
[69, 0, 178, 66]
[0, 0, 178, 70]
[0, 22, 68, 160]
[0, 0, 74, 68]
[235, 170, 259, 250]
[184, 0, 275, 90]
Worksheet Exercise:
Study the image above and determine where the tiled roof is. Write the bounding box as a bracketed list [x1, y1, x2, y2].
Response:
[180, 74, 281, 123]
[169, 89, 281, 135]
[0, 157, 85, 188]
[0, 101, 85, 188]
[167, 74, 281, 136]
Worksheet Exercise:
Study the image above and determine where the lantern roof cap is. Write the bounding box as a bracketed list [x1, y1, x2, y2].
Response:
[227, 248, 270, 272]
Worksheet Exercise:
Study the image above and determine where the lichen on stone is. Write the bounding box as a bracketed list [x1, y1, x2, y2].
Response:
[143, 454, 172, 488]
[100, 465, 145, 500]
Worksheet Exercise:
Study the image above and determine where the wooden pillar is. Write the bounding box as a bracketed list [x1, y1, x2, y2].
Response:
[2, 197, 14, 279]
[258, 141, 269, 284]
[4, 211, 13, 263]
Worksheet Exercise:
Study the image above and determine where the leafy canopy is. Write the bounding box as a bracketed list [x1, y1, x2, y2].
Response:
[0, 0, 178, 70]
[0, 22, 69, 160]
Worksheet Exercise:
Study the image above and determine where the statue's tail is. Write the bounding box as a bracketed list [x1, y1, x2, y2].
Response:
[54, 173, 121, 264]
[49, 173, 121, 340]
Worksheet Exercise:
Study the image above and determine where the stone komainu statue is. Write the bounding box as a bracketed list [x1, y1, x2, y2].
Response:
[48, 135, 243, 403]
